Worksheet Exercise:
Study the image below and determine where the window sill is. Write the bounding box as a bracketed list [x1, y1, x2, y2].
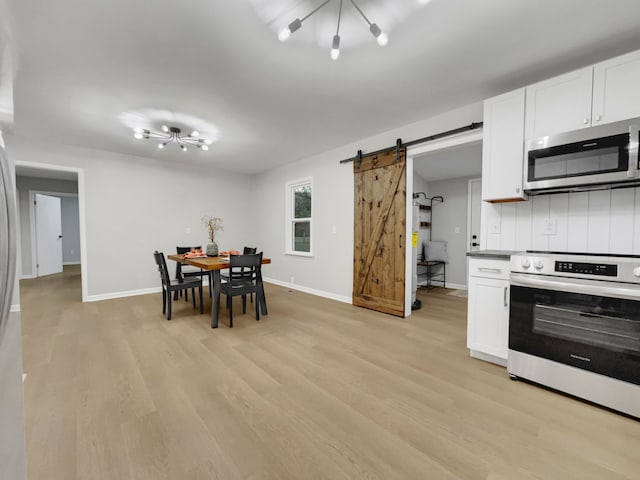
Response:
[284, 251, 314, 258]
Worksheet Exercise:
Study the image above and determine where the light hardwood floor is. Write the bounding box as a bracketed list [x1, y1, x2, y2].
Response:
[20, 266, 640, 479]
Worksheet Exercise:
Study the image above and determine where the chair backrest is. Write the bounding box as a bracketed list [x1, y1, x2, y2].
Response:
[228, 252, 262, 287]
[175, 245, 202, 278]
[425, 240, 448, 263]
[243, 246, 257, 255]
[153, 251, 171, 286]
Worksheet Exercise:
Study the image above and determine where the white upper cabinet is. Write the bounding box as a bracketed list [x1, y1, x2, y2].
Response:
[592, 49, 640, 125]
[482, 88, 527, 202]
[525, 66, 593, 140]
[525, 49, 640, 140]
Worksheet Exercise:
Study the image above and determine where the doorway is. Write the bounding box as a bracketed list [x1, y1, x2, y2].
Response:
[14, 161, 88, 301]
[406, 130, 483, 313]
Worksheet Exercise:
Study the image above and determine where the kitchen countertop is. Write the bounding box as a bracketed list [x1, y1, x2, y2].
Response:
[466, 250, 522, 260]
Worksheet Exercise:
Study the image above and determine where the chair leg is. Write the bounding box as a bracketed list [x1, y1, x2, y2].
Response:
[162, 289, 166, 314]
[443, 263, 446, 289]
[255, 293, 260, 321]
[199, 285, 203, 314]
[167, 293, 173, 320]
[191, 288, 196, 309]
[228, 297, 233, 328]
[185, 288, 189, 302]
[242, 295, 247, 314]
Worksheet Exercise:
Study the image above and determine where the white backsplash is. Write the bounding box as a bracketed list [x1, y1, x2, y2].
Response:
[481, 186, 640, 254]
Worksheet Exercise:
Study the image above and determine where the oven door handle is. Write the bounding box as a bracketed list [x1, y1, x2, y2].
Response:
[510, 272, 640, 301]
[627, 123, 639, 178]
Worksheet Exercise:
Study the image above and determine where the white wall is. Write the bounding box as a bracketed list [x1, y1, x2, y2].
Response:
[15, 176, 78, 277]
[427, 176, 478, 287]
[60, 196, 80, 264]
[7, 139, 256, 300]
[482, 187, 640, 254]
[255, 102, 483, 301]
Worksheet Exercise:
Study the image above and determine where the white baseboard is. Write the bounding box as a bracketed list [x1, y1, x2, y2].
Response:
[63, 261, 81, 265]
[81, 277, 349, 306]
[418, 281, 467, 290]
[263, 277, 352, 304]
[85, 286, 162, 302]
[10, 304, 20, 313]
[20, 274, 36, 280]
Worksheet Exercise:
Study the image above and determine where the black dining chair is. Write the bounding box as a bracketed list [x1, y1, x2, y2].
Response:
[175, 245, 211, 300]
[219, 252, 262, 328]
[154, 251, 203, 320]
[221, 246, 257, 302]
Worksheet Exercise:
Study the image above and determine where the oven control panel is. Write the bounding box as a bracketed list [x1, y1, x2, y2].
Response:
[554, 261, 617, 276]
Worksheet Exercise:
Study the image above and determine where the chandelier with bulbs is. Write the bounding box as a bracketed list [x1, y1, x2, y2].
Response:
[133, 125, 213, 151]
[278, 0, 388, 60]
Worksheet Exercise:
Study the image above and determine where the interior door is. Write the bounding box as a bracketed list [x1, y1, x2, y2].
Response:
[353, 147, 406, 317]
[35, 193, 63, 277]
[468, 178, 482, 252]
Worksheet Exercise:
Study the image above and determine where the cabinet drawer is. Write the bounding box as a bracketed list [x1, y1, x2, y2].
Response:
[469, 258, 510, 280]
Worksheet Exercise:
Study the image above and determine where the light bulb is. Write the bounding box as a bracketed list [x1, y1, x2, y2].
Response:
[278, 28, 291, 42]
[331, 34, 340, 61]
[161, 125, 169, 132]
[158, 143, 166, 149]
[180, 145, 187, 152]
[204, 139, 213, 145]
[190, 130, 199, 137]
[133, 127, 144, 134]
[201, 145, 209, 151]
[134, 132, 143, 139]
[377, 32, 388, 47]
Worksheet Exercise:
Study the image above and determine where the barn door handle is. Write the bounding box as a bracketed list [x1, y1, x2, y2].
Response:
[58, 235, 64, 239]
[399, 233, 402, 248]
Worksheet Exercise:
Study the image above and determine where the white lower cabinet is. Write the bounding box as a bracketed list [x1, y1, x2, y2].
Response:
[467, 258, 510, 366]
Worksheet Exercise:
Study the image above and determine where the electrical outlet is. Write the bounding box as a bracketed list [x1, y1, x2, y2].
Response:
[454, 226, 461, 234]
[290, 276, 295, 284]
[543, 218, 557, 235]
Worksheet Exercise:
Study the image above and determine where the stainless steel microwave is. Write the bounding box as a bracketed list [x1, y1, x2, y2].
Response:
[524, 117, 640, 194]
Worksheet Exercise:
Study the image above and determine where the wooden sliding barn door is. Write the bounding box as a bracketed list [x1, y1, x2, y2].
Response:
[353, 147, 406, 317]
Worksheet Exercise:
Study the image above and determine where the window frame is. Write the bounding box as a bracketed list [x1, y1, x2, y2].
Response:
[285, 177, 313, 257]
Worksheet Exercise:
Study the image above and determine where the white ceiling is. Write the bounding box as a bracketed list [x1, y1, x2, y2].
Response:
[5, 0, 640, 175]
[414, 140, 482, 182]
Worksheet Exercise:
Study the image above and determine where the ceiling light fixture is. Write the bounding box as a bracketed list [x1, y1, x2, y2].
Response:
[331, 0, 343, 60]
[278, 0, 388, 58]
[133, 126, 212, 151]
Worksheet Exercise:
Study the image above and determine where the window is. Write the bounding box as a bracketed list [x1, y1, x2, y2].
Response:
[285, 177, 312, 256]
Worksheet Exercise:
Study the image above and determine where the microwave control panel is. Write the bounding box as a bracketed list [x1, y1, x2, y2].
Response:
[554, 261, 617, 277]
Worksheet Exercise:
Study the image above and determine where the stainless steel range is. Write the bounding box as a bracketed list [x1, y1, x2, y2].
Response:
[509, 251, 640, 418]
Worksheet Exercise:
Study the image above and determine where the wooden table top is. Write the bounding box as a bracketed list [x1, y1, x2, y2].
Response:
[168, 254, 271, 271]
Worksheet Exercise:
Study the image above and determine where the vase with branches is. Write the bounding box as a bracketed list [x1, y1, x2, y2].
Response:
[201, 215, 223, 256]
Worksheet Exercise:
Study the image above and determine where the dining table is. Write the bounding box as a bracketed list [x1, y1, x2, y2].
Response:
[168, 254, 271, 328]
